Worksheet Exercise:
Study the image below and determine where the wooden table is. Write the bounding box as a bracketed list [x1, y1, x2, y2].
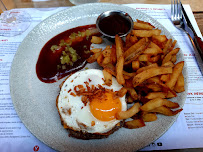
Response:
[1, 0, 203, 35]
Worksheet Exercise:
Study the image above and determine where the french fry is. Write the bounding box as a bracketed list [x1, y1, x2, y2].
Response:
[130, 35, 138, 44]
[123, 71, 137, 78]
[97, 52, 104, 66]
[152, 35, 167, 49]
[102, 56, 111, 64]
[115, 35, 125, 85]
[174, 73, 185, 93]
[149, 42, 162, 53]
[163, 99, 179, 109]
[136, 63, 158, 74]
[150, 55, 160, 63]
[160, 74, 171, 82]
[171, 55, 177, 63]
[142, 113, 157, 122]
[162, 61, 174, 67]
[124, 119, 145, 129]
[132, 29, 161, 37]
[147, 76, 160, 83]
[133, 22, 154, 30]
[138, 54, 151, 62]
[136, 19, 155, 28]
[124, 38, 147, 58]
[126, 87, 138, 100]
[103, 69, 112, 86]
[91, 36, 103, 44]
[102, 63, 116, 76]
[115, 35, 124, 59]
[140, 98, 165, 111]
[168, 40, 177, 52]
[149, 106, 183, 116]
[102, 48, 112, 57]
[165, 61, 184, 89]
[116, 56, 125, 85]
[117, 87, 128, 97]
[163, 39, 172, 55]
[162, 48, 179, 64]
[146, 84, 162, 92]
[145, 92, 176, 99]
[132, 60, 140, 71]
[143, 47, 163, 55]
[90, 48, 102, 53]
[127, 96, 134, 103]
[110, 46, 117, 64]
[124, 38, 150, 64]
[116, 103, 141, 120]
[133, 66, 173, 87]
[86, 52, 101, 63]
[141, 98, 179, 112]
[124, 78, 134, 88]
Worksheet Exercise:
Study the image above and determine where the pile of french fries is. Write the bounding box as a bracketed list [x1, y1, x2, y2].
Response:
[87, 19, 185, 129]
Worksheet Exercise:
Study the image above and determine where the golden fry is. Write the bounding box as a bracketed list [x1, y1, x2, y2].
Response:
[86, 52, 101, 63]
[126, 87, 138, 100]
[102, 69, 112, 86]
[132, 60, 140, 71]
[90, 48, 102, 53]
[165, 61, 184, 89]
[117, 87, 128, 97]
[145, 92, 176, 99]
[149, 106, 183, 116]
[163, 39, 172, 55]
[174, 73, 185, 93]
[116, 103, 141, 120]
[124, 119, 145, 129]
[91, 36, 103, 44]
[162, 48, 179, 64]
[133, 22, 154, 30]
[136, 63, 158, 74]
[132, 29, 161, 37]
[133, 66, 173, 87]
[142, 113, 157, 122]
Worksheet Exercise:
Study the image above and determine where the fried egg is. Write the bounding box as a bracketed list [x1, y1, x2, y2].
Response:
[57, 69, 127, 134]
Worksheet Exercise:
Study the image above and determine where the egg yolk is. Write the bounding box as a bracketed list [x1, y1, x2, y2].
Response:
[90, 92, 122, 121]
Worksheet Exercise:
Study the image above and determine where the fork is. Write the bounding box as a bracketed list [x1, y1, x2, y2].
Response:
[171, 0, 203, 75]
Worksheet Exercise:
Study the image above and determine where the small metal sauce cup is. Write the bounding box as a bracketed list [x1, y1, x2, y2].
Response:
[96, 10, 134, 39]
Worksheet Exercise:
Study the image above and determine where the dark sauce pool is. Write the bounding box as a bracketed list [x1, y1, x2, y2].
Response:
[98, 13, 132, 37]
[36, 24, 99, 83]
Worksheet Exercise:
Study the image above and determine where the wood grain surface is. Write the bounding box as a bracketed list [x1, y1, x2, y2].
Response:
[1, 0, 203, 35]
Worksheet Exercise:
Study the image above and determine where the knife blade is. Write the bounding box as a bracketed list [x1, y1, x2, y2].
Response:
[180, 1, 203, 75]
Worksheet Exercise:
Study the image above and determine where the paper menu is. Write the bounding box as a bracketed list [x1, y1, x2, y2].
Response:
[0, 4, 203, 152]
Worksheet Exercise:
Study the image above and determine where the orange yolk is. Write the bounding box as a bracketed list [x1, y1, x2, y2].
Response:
[90, 92, 122, 121]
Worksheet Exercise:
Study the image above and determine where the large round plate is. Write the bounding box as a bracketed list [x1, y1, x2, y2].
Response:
[10, 3, 187, 152]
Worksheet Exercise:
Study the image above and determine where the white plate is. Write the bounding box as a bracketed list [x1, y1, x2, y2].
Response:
[10, 3, 187, 152]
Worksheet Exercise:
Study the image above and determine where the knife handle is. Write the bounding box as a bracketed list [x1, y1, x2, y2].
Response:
[194, 36, 203, 61]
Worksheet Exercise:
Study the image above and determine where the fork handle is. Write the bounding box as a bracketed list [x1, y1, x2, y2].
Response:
[194, 36, 203, 61]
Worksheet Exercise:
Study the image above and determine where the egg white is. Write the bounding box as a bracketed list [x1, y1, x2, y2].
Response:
[57, 69, 127, 134]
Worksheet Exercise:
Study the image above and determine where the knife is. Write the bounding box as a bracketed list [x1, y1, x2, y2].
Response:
[180, 1, 203, 75]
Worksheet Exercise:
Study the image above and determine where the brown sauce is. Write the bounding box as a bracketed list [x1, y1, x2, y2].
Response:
[98, 14, 132, 36]
[36, 24, 99, 83]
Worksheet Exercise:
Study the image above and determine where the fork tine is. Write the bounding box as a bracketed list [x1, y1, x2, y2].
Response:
[171, 0, 173, 20]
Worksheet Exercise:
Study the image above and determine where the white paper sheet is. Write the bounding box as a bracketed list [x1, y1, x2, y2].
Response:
[0, 4, 202, 152]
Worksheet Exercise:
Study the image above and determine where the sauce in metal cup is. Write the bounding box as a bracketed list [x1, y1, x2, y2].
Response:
[96, 10, 134, 38]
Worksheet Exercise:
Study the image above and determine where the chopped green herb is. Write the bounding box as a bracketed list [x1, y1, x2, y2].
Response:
[62, 65, 66, 70]
[50, 45, 59, 53]
[69, 32, 77, 39]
